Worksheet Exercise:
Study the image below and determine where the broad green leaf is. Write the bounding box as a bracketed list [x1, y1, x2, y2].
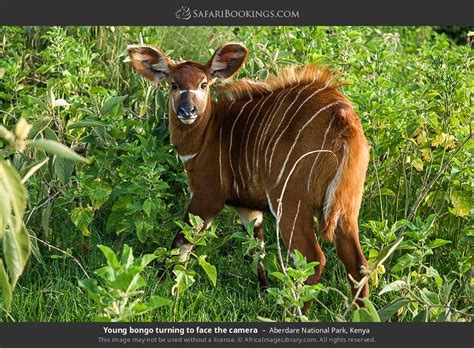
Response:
[28, 229, 43, 264]
[97, 245, 121, 269]
[120, 244, 134, 268]
[378, 298, 410, 322]
[21, 157, 49, 183]
[29, 139, 90, 163]
[147, 295, 173, 309]
[139, 253, 158, 268]
[379, 188, 396, 197]
[42, 127, 59, 141]
[3, 223, 31, 289]
[132, 302, 150, 314]
[134, 214, 146, 242]
[413, 309, 428, 322]
[143, 199, 153, 217]
[420, 288, 440, 305]
[172, 265, 196, 296]
[0, 160, 26, 234]
[54, 156, 74, 185]
[0, 182, 11, 238]
[198, 255, 217, 286]
[391, 253, 420, 273]
[94, 316, 112, 322]
[364, 298, 381, 322]
[67, 120, 109, 129]
[86, 183, 112, 210]
[41, 201, 52, 239]
[78, 278, 101, 303]
[378, 280, 408, 295]
[28, 118, 51, 138]
[427, 238, 452, 249]
[71, 206, 94, 236]
[0, 259, 12, 311]
[352, 300, 380, 322]
[370, 237, 403, 270]
[101, 95, 127, 115]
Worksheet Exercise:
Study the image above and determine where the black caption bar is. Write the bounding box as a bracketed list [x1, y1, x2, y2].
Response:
[0, 322, 472, 348]
[0, 0, 473, 25]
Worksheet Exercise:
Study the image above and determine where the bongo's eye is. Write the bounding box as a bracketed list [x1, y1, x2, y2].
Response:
[200, 82, 208, 89]
[171, 82, 178, 90]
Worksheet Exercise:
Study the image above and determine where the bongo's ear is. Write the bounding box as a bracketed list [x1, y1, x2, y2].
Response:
[207, 43, 248, 79]
[127, 45, 173, 82]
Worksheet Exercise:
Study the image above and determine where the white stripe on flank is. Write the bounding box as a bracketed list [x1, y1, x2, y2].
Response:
[255, 86, 296, 173]
[219, 127, 224, 188]
[238, 97, 265, 190]
[253, 88, 287, 172]
[263, 83, 314, 171]
[273, 101, 344, 187]
[323, 142, 347, 220]
[267, 82, 331, 173]
[229, 99, 253, 196]
[245, 90, 274, 178]
[306, 116, 336, 193]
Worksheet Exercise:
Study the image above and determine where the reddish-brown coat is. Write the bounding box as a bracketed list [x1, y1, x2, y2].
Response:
[128, 43, 370, 310]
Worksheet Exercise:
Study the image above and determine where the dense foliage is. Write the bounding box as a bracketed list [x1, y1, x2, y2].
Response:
[0, 26, 472, 322]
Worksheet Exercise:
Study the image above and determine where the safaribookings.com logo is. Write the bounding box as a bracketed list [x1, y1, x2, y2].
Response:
[175, 6, 299, 20]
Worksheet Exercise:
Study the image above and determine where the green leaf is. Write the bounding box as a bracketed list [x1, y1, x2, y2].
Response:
[364, 298, 381, 321]
[391, 253, 420, 273]
[41, 201, 52, 239]
[54, 156, 74, 185]
[379, 188, 396, 197]
[21, 158, 49, 184]
[97, 245, 121, 269]
[78, 278, 101, 303]
[370, 237, 404, 270]
[147, 295, 173, 309]
[449, 189, 472, 217]
[420, 288, 440, 305]
[0, 160, 27, 236]
[71, 206, 94, 236]
[413, 309, 428, 322]
[86, 183, 112, 210]
[139, 253, 158, 269]
[143, 199, 153, 217]
[29, 139, 90, 163]
[352, 299, 380, 322]
[198, 255, 217, 286]
[101, 95, 127, 115]
[0, 180, 11, 239]
[132, 302, 150, 314]
[0, 259, 12, 311]
[3, 223, 31, 289]
[28, 118, 51, 138]
[427, 238, 452, 249]
[67, 120, 109, 129]
[172, 265, 196, 296]
[378, 298, 410, 322]
[378, 280, 408, 295]
[120, 245, 134, 268]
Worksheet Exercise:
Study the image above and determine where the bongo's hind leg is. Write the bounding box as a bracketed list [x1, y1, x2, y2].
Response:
[272, 198, 326, 314]
[334, 216, 369, 304]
